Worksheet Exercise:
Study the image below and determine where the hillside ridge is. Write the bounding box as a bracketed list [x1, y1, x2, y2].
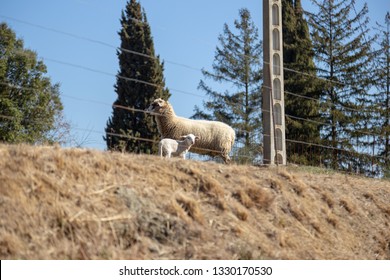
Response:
[0, 144, 389, 259]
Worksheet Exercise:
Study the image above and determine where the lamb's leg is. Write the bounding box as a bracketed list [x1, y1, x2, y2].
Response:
[158, 144, 163, 158]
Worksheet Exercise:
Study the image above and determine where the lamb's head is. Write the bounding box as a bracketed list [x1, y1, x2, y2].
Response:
[180, 134, 200, 146]
[147, 98, 170, 115]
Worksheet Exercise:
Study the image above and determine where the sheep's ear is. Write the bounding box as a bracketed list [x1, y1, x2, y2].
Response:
[157, 99, 165, 106]
[195, 136, 200, 140]
[179, 135, 186, 140]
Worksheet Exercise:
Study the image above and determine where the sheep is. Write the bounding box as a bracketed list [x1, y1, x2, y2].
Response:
[147, 98, 236, 163]
[158, 134, 200, 159]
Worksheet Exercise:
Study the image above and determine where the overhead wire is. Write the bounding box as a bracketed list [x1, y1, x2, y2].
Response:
[0, 12, 388, 169]
[2, 48, 388, 146]
[1, 13, 383, 112]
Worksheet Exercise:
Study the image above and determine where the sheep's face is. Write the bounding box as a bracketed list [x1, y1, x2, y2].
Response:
[147, 98, 167, 114]
[180, 134, 200, 145]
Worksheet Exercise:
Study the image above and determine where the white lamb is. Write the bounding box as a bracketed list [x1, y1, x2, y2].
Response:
[158, 134, 200, 159]
[147, 98, 235, 163]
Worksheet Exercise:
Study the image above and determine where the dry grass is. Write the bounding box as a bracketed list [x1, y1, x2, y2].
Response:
[0, 144, 390, 260]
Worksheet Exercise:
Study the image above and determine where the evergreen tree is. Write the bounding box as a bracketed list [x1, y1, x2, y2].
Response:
[192, 8, 263, 163]
[0, 23, 66, 144]
[282, 0, 323, 166]
[306, 0, 375, 171]
[105, 0, 170, 154]
[372, 12, 390, 177]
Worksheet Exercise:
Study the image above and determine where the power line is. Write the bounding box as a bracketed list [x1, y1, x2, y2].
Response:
[1, 54, 207, 99]
[0, 14, 251, 87]
[263, 60, 347, 88]
[262, 85, 378, 114]
[2, 49, 381, 117]
[0, 14, 206, 74]
[46, 57, 206, 98]
[2, 14, 383, 115]
[2, 12, 383, 95]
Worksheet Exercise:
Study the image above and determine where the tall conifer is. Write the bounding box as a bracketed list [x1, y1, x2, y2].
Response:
[105, 0, 170, 154]
[282, 0, 322, 165]
[306, 0, 375, 171]
[372, 13, 390, 176]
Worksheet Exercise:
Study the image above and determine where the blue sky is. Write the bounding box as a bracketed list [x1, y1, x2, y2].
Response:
[1, 0, 389, 150]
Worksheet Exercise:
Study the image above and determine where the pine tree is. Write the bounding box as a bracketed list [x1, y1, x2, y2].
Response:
[306, 0, 375, 171]
[372, 12, 390, 177]
[192, 8, 263, 163]
[105, 0, 170, 154]
[282, 0, 323, 166]
[0, 23, 66, 144]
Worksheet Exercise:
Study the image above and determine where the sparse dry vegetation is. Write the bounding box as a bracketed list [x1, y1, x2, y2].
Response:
[0, 144, 389, 260]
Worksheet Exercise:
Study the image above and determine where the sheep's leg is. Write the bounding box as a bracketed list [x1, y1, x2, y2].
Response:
[222, 153, 231, 164]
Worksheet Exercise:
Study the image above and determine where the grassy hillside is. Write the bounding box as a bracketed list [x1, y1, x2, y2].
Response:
[0, 144, 389, 259]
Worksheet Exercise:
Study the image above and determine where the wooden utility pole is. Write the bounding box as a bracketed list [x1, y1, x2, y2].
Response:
[262, 0, 287, 165]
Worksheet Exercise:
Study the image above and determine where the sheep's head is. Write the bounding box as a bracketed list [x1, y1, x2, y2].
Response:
[147, 98, 169, 115]
[180, 134, 200, 145]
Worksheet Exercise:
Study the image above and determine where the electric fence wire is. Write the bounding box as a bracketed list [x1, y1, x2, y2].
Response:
[0, 82, 387, 162]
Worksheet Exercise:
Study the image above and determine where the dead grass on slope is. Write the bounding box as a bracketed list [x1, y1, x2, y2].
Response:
[0, 144, 389, 259]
